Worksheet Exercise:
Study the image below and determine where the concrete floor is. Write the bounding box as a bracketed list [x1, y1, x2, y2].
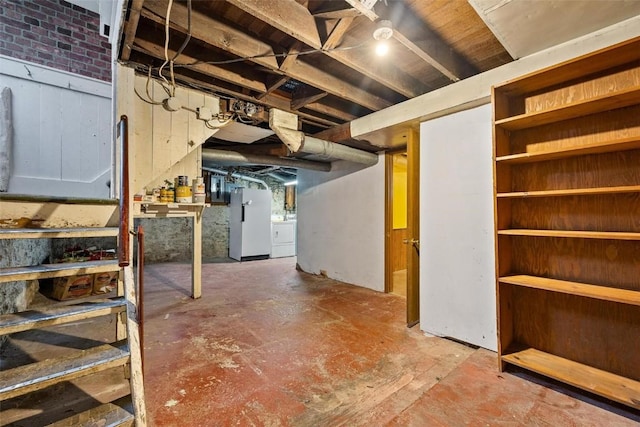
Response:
[142, 258, 639, 426]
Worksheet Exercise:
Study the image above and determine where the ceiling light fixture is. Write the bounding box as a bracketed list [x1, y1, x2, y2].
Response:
[373, 20, 393, 57]
[372, 20, 393, 41]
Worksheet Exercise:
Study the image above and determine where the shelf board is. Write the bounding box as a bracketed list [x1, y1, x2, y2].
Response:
[497, 185, 640, 198]
[497, 229, 640, 240]
[494, 87, 640, 131]
[0, 227, 118, 240]
[499, 275, 640, 306]
[496, 136, 640, 164]
[502, 347, 640, 409]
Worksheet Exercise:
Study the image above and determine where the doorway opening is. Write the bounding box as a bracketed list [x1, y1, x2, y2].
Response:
[385, 130, 420, 326]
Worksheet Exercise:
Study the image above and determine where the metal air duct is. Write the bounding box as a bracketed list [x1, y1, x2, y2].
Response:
[202, 149, 331, 172]
[269, 109, 378, 166]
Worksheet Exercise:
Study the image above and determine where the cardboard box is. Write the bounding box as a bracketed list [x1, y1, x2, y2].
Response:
[52, 274, 94, 300]
[93, 271, 119, 294]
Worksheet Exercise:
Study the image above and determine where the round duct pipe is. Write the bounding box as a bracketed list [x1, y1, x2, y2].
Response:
[300, 136, 378, 166]
[202, 167, 269, 189]
[202, 149, 331, 172]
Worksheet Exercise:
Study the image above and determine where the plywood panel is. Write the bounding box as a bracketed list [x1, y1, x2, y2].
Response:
[511, 287, 640, 381]
[524, 65, 640, 114]
[511, 150, 640, 192]
[510, 194, 640, 232]
[509, 236, 640, 290]
[509, 104, 640, 156]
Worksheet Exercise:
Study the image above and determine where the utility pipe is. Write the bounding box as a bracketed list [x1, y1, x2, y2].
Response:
[202, 148, 331, 172]
[269, 109, 378, 166]
[202, 167, 269, 189]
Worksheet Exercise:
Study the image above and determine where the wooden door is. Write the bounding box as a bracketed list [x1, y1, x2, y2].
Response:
[385, 130, 420, 326]
[406, 129, 420, 326]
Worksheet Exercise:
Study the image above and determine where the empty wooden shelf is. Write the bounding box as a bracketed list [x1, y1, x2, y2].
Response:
[492, 36, 640, 408]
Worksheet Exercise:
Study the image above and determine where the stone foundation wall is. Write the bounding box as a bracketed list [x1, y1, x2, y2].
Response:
[135, 176, 290, 263]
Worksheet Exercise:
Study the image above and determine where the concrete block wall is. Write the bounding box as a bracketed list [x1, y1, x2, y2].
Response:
[0, 0, 111, 82]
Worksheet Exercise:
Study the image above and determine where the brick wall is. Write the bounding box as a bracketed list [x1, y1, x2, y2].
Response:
[0, 0, 111, 82]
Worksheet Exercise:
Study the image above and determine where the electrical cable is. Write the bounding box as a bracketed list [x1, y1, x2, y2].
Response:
[176, 39, 372, 68]
[157, 0, 174, 95]
[171, 0, 192, 61]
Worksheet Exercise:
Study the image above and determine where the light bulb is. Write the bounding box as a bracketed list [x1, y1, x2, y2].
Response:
[376, 41, 389, 56]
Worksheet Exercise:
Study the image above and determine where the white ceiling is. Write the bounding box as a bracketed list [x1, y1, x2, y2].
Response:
[469, 0, 640, 58]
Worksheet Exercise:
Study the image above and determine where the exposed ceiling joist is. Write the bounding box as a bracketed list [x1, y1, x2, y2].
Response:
[344, 0, 476, 82]
[228, 0, 426, 98]
[120, 0, 144, 61]
[143, 0, 389, 112]
[226, 0, 322, 49]
[291, 86, 328, 111]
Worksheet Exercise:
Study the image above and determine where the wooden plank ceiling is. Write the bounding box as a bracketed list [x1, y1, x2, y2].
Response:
[118, 0, 512, 151]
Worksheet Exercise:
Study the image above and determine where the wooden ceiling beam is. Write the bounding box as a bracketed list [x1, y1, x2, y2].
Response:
[256, 75, 289, 100]
[344, 0, 476, 82]
[143, 0, 389, 111]
[143, 0, 279, 69]
[132, 38, 267, 93]
[229, 0, 426, 98]
[120, 0, 145, 61]
[152, 70, 344, 128]
[322, 17, 355, 50]
[226, 0, 322, 49]
[291, 86, 328, 110]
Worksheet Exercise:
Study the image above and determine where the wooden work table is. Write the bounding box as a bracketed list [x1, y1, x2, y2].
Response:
[133, 202, 208, 299]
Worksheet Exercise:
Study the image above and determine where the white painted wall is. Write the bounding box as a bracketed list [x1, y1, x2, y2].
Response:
[420, 104, 497, 351]
[0, 56, 112, 198]
[115, 65, 220, 195]
[297, 157, 385, 291]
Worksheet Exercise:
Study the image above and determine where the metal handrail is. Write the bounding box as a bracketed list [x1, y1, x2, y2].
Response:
[118, 115, 130, 267]
[136, 224, 145, 372]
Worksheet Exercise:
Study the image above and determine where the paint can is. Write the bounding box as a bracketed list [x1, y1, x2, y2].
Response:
[175, 185, 192, 203]
[192, 177, 205, 203]
[160, 187, 174, 203]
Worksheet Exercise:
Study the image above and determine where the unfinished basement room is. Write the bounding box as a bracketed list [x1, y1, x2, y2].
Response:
[1, 0, 640, 425]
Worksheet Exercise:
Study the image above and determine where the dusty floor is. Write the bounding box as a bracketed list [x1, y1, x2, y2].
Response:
[142, 258, 639, 426]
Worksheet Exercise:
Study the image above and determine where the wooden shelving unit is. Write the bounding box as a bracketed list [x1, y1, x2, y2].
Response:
[492, 36, 640, 410]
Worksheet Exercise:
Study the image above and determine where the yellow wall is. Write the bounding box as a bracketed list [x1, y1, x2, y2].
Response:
[392, 153, 407, 229]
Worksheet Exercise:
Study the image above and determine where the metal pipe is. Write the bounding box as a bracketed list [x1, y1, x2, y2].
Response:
[202, 167, 269, 189]
[301, 136, 378, 166]
[202, 148, 331, 172]
[118, 115, 130, 267]
[136, 224, 144, 373]
[269, 109, 378, 166]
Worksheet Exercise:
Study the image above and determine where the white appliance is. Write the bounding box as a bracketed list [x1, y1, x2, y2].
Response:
[229, 188, 272, 261]
[271, 221, 296, 258]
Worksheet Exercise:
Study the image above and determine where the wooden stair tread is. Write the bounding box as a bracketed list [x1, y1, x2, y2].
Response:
[499, 275, 640, 306]
[0, 342, 130, 401]
[0, 298, 126, 335]
[0, 227, 119, 239]
[0, 260, 120, 283]
[502, 347, 640, 409]
[46, 397, 134, 427]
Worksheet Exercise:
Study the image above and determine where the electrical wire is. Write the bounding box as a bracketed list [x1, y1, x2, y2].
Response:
[134, 66, 165, 105]
[176, 39, 372, 68]
[157, 0, 174, 96]
[171, 0, 192, 61]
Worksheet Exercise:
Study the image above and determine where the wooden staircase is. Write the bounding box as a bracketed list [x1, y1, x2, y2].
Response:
[0, 224, 146, 426]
